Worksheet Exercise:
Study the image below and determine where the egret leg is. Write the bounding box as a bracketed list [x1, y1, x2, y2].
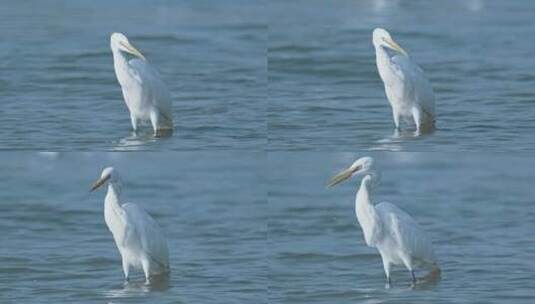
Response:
[411, 107, 422, 133]
[382, 258, 392, 288]
[392, 110, 401, 130]
[150, 111, 160, 137]
[121, 257, 130, 282]
[130, 115, 139, 132]
[401, 256, 416, 285]
[141, 258, 151, 284]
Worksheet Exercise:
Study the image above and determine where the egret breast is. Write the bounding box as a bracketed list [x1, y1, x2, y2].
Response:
[376, 239, 404, 266]
[121, 84, 153, 120]
[385, 83, 413, 116]
[119, 246, 143, 268]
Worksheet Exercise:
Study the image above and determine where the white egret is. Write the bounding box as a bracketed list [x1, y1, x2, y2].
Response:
[110, 33, 174, 136]
[91, 167, 170, 283]
[328, 157, 440, 287]
[373, 28, 436, 133]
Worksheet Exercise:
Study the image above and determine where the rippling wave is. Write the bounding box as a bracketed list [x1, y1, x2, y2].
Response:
[268, 0, 535, 151]
[0, 0, 265, 151]
[0, 153, 266, 303]
[268, 152, 535, 303]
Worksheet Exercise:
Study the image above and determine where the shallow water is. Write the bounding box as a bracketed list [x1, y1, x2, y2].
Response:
[268, 152, 535, 303]
[0, 0, 266, 150]
[268, 0, 535, 151]
[0, 153, 266, 303]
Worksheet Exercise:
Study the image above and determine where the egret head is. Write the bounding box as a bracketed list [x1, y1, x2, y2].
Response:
[110, 32, 146, 60]
[90, 167, 118, 192]
[327, 157, 375, 187]
[372, 28, 408, 56]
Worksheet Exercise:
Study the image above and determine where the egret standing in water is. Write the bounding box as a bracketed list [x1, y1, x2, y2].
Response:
[328, 157, 440, 287]
[373, 28, 436, 133]
[110, 33, 174, 137]
[91, 167, 170, 283]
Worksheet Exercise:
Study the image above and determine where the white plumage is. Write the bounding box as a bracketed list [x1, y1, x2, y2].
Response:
[373, 28, 436, 133]
[329, 157, 440, 287]
[110, 33, 173, 136]
[91, 167, 170, 283]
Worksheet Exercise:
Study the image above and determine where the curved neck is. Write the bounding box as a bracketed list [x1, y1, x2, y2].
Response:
[375, 46, 394, 84]
[362, 170, 380, 188]
[104, 181, 126, 235]
[354, 174, 381, 246]
[112, 49, 128, 83]
[355, 176, 374, 212]
[105, 181, 122, 210]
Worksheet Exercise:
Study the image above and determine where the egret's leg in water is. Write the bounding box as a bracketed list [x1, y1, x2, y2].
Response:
[150, 111, 160, 137]
[121, 257, 130, 282]
[392, 128, 401, 138]
[401, 255, 416, 285]
[130, 115, 139, 132]
[141, 258, 151, 284]
[381, 258, 392, 288]
[386, 275, 392, 289]
[392, 110, 401, 130]
[412, 107, 422, 133]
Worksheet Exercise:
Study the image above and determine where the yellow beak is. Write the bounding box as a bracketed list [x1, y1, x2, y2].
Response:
[383, 37, 408, 56]
[120, 41, 146, 60]
[90, 175, 110, 192]
[327, 165, 360, 188]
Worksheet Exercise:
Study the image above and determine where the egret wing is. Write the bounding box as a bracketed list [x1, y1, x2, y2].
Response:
[122, 203, 169, 273]
[128, 59, 174, 124]
[376, 202, 436, 264]
[391, 55, 435, 118]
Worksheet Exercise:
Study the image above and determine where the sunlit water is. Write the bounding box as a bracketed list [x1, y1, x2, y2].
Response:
[0, 153, 266, 303]
[0, 0, 266, 150]
[268, 0, 535, 151]
[268, 152, 535, 303]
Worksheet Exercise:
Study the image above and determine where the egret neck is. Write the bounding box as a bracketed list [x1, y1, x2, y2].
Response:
[111, 49, 130, 87]
[375, 47, 396, 87]
[355, 174, 381, 247]
[104, 180, 125, 236]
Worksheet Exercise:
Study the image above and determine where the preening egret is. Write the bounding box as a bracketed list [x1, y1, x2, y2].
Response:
[110, 33, 174, 137]
[91, 167, 170, 283]
[328, 157, 440, 287]
[373, 28, 436, 133]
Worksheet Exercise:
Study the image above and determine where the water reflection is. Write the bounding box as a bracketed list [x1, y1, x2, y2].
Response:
[411, 277, 440, 291]
[370, 129, 435, 151]
[112, 130, 170, 151]
[155, 129, 173, 138]
[381, 273, 440, 291]
[391, 126, 436, 138]
[104, 275, 170, 299]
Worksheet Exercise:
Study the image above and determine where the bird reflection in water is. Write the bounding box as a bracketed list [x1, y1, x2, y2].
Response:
[113, 129, 172, 151]
[104, 274, 170, 299]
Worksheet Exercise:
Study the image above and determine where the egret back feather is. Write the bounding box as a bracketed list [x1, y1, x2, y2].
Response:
[122, 202, 170, 274]
[127, 59, 173, 127]
[375, 202, 436, 266]
[391, 55, 435, 122]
